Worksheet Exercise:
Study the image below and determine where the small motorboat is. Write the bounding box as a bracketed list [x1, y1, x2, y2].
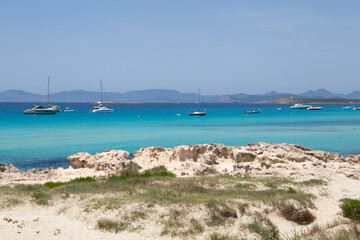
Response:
[307, 106, 322, 110]
[290, 104, 310, 109]
[245, 109, 261, 114]
[353, 107, 360, 110]
[63, 107, 74, 112]
[342, 106, 353, 109]
[189, 109, 206, 116]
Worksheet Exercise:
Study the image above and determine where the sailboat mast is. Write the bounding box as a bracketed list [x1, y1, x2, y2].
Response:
[47, 76, 50, 104]
[100, 80, 104, 103]
[198, 89, 201, 108]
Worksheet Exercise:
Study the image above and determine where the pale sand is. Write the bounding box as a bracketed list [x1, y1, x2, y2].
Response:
[1, 143, 360, 239]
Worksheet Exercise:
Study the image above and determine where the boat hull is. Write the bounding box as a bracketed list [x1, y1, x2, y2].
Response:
[92, 109, 114, 113]
[23, 109, 59, 114]
[307, 107, 322, 110]
[189, 112, 206, 116]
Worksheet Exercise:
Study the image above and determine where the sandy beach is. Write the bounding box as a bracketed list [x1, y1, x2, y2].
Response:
[1, 142, 360, 239]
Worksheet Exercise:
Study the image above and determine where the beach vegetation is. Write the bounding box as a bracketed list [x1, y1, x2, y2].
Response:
[261, 162, 271, 169]
[97, 218, 130, 233]
[340, 198, 360, 221]
[247, 214, 279, 240]
[235, 182, 256, 190]
[242, 156, 255, 162]
[1, 198, 23, 208]
[298, 179, 327, 186]
[32, 191, 52, 205]
[206, 199, 237, 226]
[161, 209, 183, 236]
[85, 197, 123, 212]
[208, 232, 241, 240]
[185, 218, 204, 235]
[107, 165, 175, 182]
[280, 204, 315, 225]
[45, 177, 96, 189]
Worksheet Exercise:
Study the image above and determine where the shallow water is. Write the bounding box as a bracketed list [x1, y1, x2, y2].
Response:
[1, 102, 359, 170]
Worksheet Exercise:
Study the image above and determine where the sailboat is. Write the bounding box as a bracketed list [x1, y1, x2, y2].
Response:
[92, 80, 114, 113]
[23, 77, 60, 114]
[189, 89, 206, 116]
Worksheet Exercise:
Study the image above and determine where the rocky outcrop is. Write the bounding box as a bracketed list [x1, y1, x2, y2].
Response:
[1, 143, 360, 185]
[67, 150, 131, 174]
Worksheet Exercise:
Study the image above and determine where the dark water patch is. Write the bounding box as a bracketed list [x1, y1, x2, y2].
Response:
[13, 158, 69, 171]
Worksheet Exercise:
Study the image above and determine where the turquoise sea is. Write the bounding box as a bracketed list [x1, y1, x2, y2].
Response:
[1, 102, 360, 170]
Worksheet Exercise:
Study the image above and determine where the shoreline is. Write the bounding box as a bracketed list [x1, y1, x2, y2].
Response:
[1, 142, 360, 185]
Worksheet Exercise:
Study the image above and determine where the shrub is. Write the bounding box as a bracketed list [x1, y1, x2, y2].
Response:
[261, 162, 271, 169]
[32, 191, 52, 205]
[97, 218, 129, 233]
[247, 221, 279, 240]
[280, 204, 315, 225]
[107, 166, 175, 182]
[340, 198, 360, 221]
[206, 200, 237, 226]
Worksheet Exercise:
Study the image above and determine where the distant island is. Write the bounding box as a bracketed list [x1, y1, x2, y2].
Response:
[1, 88, 360, 103]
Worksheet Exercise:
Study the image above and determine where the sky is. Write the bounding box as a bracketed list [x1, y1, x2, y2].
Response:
[0, 0, 359, 95]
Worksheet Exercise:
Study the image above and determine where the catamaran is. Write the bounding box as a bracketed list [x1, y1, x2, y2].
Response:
[92, 80, 114, 113]
[23, 77, 60, 114]
[189, 89, 206, 116]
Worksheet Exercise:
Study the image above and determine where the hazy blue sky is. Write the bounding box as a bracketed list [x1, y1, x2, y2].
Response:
[1, 0, 359, 95]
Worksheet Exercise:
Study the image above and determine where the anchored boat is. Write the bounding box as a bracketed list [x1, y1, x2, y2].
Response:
[245, 109, 261, 114]
[92, 80, 114, 113]
[23, 77, 60, 114]
[189, 89, 206, 116]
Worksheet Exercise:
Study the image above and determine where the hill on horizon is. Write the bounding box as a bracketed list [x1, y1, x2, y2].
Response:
[0, 88, 359, 103]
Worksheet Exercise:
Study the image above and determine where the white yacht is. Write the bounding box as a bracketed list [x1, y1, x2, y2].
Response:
[189, 89, 206, 116]
[290, 104, 310, 109]
[23, 77, 60, 114]
[92, 104, 113, 113]
[92, 80, 114, 113]
[24, 104, 60, 114]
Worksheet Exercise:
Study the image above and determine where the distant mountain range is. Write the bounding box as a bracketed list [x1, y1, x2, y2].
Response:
[1, 88, 360, 103]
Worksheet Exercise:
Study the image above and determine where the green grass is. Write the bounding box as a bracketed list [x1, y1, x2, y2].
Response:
[32, 191, 52, 205]
[340, 199, 360, 221]
[242, 156, 255, 162]
[45, 177, 96, 189]
[261, 162, 271, 169]
[208, 232, 241, 240]
[85, 197, 123, 212]
[97, 218, 130, 233]
[248, 221, 279, 240]
[107, 166, 175, 182]
[1, 198, 24, 208]
[0, 173, 316, 210]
